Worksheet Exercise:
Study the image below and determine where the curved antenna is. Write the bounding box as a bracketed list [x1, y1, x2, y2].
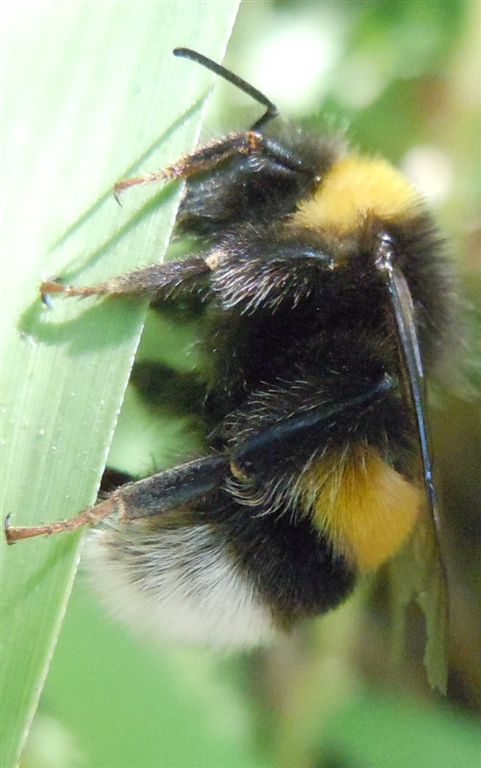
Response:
[173, 47, 279, 130]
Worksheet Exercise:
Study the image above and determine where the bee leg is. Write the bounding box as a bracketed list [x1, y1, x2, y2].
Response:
[229, 374, 395, 482]
[40, 256, 211, 302]
[209, 242, 336, 315]
[39, 133, 271, 303]
[131, 363, 227, 441]
[113, 131, 264, 199]
[4, 496, 119, 543]
[4, 455, 228, 543]
[131, 361, 207, 421]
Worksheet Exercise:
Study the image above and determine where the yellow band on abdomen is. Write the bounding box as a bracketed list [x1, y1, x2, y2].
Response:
[300, 448, 422, 571]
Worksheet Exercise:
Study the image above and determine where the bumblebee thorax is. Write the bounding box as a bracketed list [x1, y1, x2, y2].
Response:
[290, 153, 421, 238]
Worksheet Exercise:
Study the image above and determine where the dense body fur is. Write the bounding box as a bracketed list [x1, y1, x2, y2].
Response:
[88, 119, 451, 648]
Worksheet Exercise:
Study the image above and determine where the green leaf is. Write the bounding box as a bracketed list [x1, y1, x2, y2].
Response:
[0, 3, 240, 767]
[327, 687, 481, 768]
[38, 581, 269, 768]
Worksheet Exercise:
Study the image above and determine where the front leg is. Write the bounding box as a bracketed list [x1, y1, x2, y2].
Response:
[113, 131, 264, 199]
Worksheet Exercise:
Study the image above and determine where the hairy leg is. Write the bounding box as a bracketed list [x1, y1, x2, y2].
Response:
[41, 256, 211, 302]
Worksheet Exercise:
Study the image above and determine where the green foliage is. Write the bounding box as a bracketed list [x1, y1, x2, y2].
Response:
[2, 1, 480, 767]
[326, 689, 481, 768]
[1, 3, 239, 767]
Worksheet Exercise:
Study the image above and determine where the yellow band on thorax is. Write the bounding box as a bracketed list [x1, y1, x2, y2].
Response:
[291, 154, 420, 235]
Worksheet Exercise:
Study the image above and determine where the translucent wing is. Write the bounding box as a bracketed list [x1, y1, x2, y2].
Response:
[389, 508, 449, 693]
[375, 233, 449, 693]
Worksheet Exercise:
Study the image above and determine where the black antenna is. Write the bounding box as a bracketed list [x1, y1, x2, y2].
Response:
[173, 47, 279, 130]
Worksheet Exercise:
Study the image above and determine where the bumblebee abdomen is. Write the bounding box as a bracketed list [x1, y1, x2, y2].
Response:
[85, 492, 357, 648]
[219, 497, 357, 622]
[299, 447, 422, 571]
[86, 520, 277, 649]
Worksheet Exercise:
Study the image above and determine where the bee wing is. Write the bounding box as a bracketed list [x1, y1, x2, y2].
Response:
[375, 234, 448, 692]
[388, 507, 449, 694]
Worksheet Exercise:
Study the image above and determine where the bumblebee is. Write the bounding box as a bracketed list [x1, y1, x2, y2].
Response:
[6, 49, 451, 675]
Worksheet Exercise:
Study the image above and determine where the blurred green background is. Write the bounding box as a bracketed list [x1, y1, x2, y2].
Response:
[19, 1, 481, 766]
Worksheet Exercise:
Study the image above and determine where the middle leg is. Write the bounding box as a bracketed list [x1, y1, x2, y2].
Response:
[41, 256, 211, 302]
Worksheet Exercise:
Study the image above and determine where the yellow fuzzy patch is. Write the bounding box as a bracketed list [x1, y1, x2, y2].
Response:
[291, 154, 420, 235]
[301, 448, 422, 571]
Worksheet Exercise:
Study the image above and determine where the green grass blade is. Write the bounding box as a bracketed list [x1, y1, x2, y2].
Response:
[0, 3, 239, 766]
